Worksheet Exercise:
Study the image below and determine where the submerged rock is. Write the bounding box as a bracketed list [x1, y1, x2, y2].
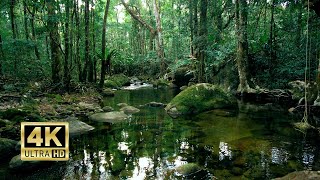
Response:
[120, 106, 140, 114]
[89, 111, 128, 123]
[145, 102, 166, 108]
[117, 103, 128, 108]
[165, 83, 236, 118]
[0, 138, 18, 160]
[68, 117, 94, 136]
[176, 163, 201, 176]
[9, 154, 43, 172]
[274, 170, 320, 180]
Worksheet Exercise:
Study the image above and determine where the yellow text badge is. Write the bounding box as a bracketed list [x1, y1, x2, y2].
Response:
[21, 122, 69, 161]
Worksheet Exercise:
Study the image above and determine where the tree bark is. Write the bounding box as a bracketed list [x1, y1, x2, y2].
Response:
[10, 0, 16, 39]
[92, 8, 97, 82]
[99, 0, 111, 89]
[47, 0, 63, 83]
[193, 0, 199, 58]
[153, 0, 165, 75]
[197, 0, 208, 82]
[64, 0, 71, 90]
[75, 0, 82, 81]
[0, 35, 4, 76]
[23, 0, 29, 40]
[235, 0, 252, 93]
[82, 0, 90, 82]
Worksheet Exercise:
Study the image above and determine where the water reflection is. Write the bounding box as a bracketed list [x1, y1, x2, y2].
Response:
[219, 142, 232, 161]
[3, 88, 320, 179]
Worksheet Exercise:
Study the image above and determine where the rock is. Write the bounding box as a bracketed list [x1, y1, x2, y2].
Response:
[103, 106, 114, 112]
[288, 107, 296, 113]
[15, 141, 21, 151]
[117, 103, 128, 108]
[0, 119, 11, 127]
[176, 163, 201, 176]
[180, 86, 188, 91]
[120, 106, 140, 114]
[145, 102, 166, 108]
[77, 102, 102, 113]
[172, 67, 194, 87]
[104, 80, 119, 89]
[109, 74, 130, 86]
[165, 83, 236, 118]
[9, 154, 42, 172]
[101, 88, 115, 97]
[274, 171, 320, 180]
[0, 138, 18, 160]
[288, 80, 318, 103]
[89, 111, 128, 123]
[67, 117, 95, 136]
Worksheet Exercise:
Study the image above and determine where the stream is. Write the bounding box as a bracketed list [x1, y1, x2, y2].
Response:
[1, 86, 320, 179]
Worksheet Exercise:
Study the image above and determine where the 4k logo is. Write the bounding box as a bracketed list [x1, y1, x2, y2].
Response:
[21, 122, 69, 161]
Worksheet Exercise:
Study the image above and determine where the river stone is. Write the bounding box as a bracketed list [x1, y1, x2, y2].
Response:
[9, 154, 42, 172]
[68, 118, 94, 136]
[165, 83, 236, 118]
[120, 106, 140, 114]
[146, 102, 166, 107]
[103, 106, 114, 112]
[101, 88, 115, 97]
[176, 163, 201, 176]
[89, 111, 128, 123]
[0, 138, 17, 160]
[274, 171, 320, 180]
[117, 103, 128, 108]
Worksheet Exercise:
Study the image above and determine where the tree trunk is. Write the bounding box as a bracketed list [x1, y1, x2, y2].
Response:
[23, 0, 29, 40]
[64, 0, 71, 90]
[47, 0, 63, 83]
[236, 0, 252, 93]
[92, 8, 97, 82]
[189, 0, 194, 56]
[75, 0, 82, 81]
[193, 0, 199, 58]
[99, 0, 111, 89]
[10, 0, 16, 39]
[197, 0, 207, 83]
[153, 0, 165, 75]
[30, 8, 41, 61]
[0, 35, 4, 76]
[82, 0, 90, 82]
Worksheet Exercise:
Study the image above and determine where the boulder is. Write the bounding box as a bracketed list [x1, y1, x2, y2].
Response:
[89, 111, 128, 123]
[165, 83, 236, 118]
[117, 103, 128, 108]
[68, 117, 95, 136]
[120, 106, 140, 114]
[101, 88, 115, 97]
[0, 138, 18, 160]
[103, 106, 114, 112]
[9, 154, 42, 172]
[145, 102, 166, 108]
[274, 171, 320, 180]
[176, 163, 201, 176]
[288, 80, 317, 103]
[172, 67, 194, 87]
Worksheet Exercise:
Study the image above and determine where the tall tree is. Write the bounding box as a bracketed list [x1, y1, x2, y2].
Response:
[99, 0, 111, 89]
[47, 0, 63, 83]
[64, 0, 71, 89]
[197, 0, 208, 82]
[153, 0, 165, 75]
[0, 35, 4, 76]
[235, 0, 252, 93]
[82, 0, 90, 82]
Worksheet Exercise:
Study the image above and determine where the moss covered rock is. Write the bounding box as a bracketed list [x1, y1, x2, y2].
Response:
[0, 138, 18, 160]
[105, 74, 130, 89]
[89, 111, 128, 123]
[165, 83, 236, 118]
[176, 163, 201, 176]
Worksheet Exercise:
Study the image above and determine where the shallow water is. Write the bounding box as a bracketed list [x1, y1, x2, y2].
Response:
[1, 87, 320, 179]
